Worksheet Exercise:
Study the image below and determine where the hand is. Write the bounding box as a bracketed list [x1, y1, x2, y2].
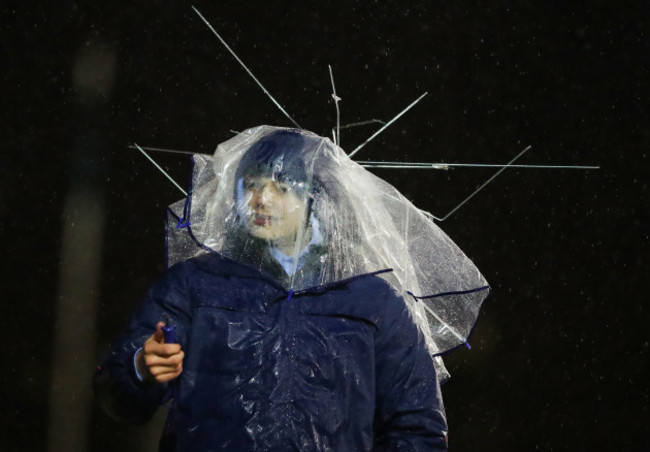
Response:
[136, 321, 184, 383]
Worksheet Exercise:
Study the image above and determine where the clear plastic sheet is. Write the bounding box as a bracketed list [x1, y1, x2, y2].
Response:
[166, 126, 489, 357]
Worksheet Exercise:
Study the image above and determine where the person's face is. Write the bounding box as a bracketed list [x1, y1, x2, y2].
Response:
[243, 176, 309, 242]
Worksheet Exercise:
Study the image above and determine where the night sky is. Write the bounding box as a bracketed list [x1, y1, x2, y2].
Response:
[3, 1, 648, 450]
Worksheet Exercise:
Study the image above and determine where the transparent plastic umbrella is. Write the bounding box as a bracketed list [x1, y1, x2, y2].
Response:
[129, 7, 598, 380]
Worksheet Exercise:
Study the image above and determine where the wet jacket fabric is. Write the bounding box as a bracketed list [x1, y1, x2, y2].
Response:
[94, 252, 448, 451]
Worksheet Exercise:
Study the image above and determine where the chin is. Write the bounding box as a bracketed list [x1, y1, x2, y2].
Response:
[248, 223, 277, 240]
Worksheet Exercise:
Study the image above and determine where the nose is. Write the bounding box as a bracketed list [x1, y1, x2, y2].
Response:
[252, 183, 274, 209]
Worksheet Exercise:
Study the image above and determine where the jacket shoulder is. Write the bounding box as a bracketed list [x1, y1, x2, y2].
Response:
[315, 273, 410, 327]
[175, 252, 268, 280]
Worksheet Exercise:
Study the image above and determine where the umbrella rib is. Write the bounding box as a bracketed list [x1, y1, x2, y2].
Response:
[331, 119, 386, 142]
[328, 65, 341, 146]
[127, 147, 597, 171]
[420, 302, 466, 344]
[127, 145, 205, 156]
[133, 143, 188, 197]
[191, 6, 301, 129]
[348, 92, 427, 158]
[338, 119, 386, 130]
[360, 162, 599, 170]
[424, 145, 533, 222]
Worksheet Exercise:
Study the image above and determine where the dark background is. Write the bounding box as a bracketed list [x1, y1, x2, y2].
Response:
[3, 1, 648, 450]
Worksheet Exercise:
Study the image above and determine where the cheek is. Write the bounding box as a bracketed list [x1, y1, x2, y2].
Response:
[285, 202, 299, 215]
[285, 195, 305, 213]
[289, 208, 307, 229]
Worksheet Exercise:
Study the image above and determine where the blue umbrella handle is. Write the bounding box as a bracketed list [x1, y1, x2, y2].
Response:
[162, 323, 176, 344]
[161, 315, 178, 402]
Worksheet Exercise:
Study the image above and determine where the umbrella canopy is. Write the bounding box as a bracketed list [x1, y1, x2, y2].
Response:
[166, 125, 489, 358]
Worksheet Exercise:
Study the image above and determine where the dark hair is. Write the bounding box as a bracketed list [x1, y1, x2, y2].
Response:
[235, 130, 321, 194]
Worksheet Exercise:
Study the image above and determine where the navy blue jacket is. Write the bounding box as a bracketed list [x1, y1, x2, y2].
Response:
[95, 253, 448, 451]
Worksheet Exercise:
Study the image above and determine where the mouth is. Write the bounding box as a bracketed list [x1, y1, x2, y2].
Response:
[253, 214, 273, 226]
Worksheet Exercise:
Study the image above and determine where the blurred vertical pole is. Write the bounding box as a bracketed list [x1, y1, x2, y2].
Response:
[47, 38, 116, 452]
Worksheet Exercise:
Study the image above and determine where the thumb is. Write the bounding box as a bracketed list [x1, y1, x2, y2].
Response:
[152, 321, 165, 344]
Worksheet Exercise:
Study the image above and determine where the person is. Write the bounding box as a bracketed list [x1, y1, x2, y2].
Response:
[95, 127, 484, 451]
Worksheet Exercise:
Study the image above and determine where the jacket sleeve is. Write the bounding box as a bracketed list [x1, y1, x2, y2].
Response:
[373, 284, 448, 451]
[93, 261, 194, 424]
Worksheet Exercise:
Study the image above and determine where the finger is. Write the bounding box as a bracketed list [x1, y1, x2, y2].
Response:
[155, 367, 183, 383]
[150, 363, 183, 377]
[153, 321, 165, 344]
[150, 362, 183, 378]
[143, 341, 182, 357]
[144, 350, 185, 368]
